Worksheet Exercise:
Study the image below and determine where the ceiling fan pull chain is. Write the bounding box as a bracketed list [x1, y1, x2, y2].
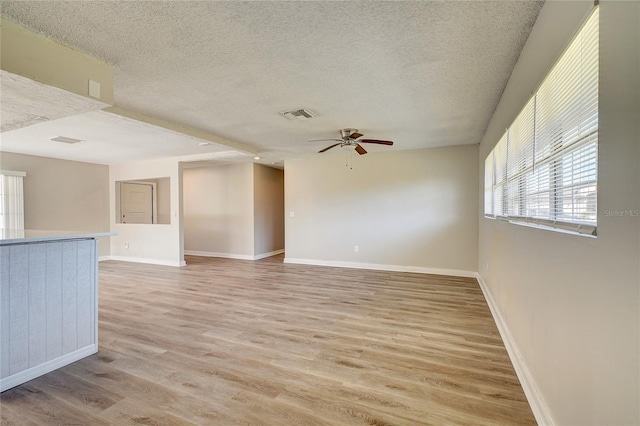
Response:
[345, 149, 353, 170]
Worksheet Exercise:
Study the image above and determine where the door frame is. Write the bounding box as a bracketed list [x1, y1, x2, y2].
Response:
[117, 180, 157, 224]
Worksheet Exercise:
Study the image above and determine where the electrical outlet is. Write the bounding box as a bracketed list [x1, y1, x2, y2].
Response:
[354, 245, 359, 252]
[124, 242, 129, 249]
[289, 211, 295, 217]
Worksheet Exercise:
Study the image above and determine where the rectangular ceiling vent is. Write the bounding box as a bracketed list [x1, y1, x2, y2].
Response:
[51, 136, 83, 144]
[280, 108, 316, 121]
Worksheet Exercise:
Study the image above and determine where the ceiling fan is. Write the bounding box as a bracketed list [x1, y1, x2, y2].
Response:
[311, 128, 394, 155]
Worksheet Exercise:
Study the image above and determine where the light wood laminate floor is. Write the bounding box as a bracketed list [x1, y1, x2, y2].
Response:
[1, 255, 536, 425]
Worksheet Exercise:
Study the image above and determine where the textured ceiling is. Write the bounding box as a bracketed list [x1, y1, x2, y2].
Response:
[0, 110, 239, 165]
[1, 1, 543, 163]
[0, 70, 107, 132]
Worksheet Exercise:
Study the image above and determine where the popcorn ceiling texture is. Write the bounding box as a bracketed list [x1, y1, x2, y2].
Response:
[1, 1, 543, 158]
[0, 70, 106, 132]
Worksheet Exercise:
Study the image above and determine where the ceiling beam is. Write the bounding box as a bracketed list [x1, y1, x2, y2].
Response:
[1, 18, 256, 155]
[0, 18, 113, 105]
[104, 106, 258, 155]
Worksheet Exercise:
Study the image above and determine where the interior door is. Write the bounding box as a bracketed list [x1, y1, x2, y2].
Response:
[121, 182, 153, 224]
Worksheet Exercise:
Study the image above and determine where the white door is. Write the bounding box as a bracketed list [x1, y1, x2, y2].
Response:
[121, 182, 153, 224]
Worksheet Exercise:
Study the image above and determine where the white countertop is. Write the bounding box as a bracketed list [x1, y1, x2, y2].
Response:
[0, 229, 116, 245]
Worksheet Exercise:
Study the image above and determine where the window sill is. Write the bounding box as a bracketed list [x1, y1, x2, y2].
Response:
[484, 215, 597, 238]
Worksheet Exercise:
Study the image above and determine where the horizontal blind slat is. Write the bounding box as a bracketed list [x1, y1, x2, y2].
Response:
[484, 7, 598, 234]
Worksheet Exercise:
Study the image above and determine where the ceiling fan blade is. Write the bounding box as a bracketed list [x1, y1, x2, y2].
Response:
[359, 139, 394, 146]
[355, 144, 367, 155]
[309, 138, 342, 143]
[319, 143, 342, 153]
[349, 132, 363, 140]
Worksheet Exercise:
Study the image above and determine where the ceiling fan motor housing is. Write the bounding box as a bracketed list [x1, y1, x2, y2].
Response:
[340, 128, 358, 139]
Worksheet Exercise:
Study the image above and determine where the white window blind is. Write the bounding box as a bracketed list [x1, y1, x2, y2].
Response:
[493, 133, 508, 217]
[506, 97, 536, 217]
[484, 151, 494, 216]
[484, 7, 598, 236]
[0, 171, 26, 231]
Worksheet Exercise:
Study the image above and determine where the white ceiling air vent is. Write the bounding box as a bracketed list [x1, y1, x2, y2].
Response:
[280, 108, 316, 121]
[51, 136, 83, 144]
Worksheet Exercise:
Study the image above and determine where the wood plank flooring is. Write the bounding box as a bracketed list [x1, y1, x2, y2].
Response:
[0, 255, 536, 425]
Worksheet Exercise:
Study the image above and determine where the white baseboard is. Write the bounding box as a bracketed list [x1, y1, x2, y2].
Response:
[100, 256, 183, 267]
[101, 251, 284, 265]
[476, 273, 554, 426]
[283, 257, 477, 278]
[253, 249, 285, 260]
[0, 344, 97, 392]
[185, 249, 284, 261]
[184, 250, 253, 260]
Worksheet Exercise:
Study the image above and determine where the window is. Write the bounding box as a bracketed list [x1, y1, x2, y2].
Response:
[484, 7, 598, 236]
[0, 171, 26, 231]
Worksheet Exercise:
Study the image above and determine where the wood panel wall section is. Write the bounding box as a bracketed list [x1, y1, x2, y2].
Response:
[0, 238, 98, 392]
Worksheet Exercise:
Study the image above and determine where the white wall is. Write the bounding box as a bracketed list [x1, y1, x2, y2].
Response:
[109, 158, 182, 266]
[183, 163, 255, 258]
[253, 164, 284, 257]
[285, 145, 478, 274]
[0, 152, 110, 257]
[478, 2, 639, 425]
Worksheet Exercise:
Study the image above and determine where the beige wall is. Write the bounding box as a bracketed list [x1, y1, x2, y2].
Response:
[478, 2, 639, 425]
[183, 163, 284, 259]
[109, 158, 183, 266]
[183, 163, 255, 257]
[155, 177, 171, 225]
[253, 164, 284, 256]
[285, 145, 478, 274]
[0, 152, 110, 256]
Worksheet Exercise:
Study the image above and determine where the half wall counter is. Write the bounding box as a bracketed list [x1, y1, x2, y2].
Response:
[0, 230, 114, 392]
